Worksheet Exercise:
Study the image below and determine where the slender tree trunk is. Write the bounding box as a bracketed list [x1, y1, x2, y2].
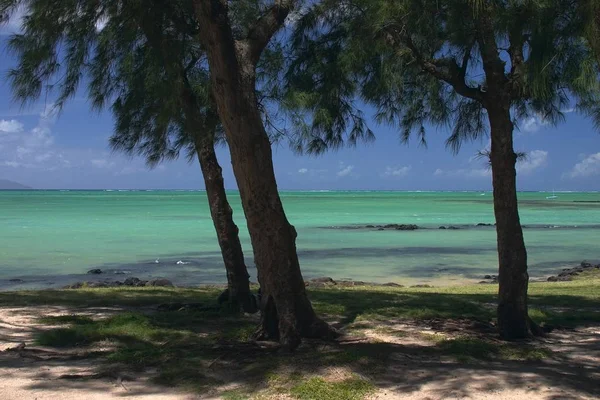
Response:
[195, 134, 257, 313]
[193, 1, 335, 350]
[487, 103, 536, 339]
[476, 14, 541, 339]
[213, 73, 333, 349]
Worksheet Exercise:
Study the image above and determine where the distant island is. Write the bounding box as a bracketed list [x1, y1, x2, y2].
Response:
[0, 179, 31, 189]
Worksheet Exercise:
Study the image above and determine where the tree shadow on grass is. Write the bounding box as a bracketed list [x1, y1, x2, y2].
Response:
[0, 287, 599, 399]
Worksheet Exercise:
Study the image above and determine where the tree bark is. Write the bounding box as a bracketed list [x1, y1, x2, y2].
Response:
[475, 13, 541, 339]
[487, 103, 536, 340]
[193, 0, 335, 350]
[195, 134, 257, 313]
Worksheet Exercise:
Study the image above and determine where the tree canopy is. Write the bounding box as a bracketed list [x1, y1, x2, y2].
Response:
[287, 0, 600, 151]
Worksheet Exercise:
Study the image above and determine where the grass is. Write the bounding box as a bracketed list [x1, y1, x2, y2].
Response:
[290, 377, 375, 400]
[1, 276, 599, 399]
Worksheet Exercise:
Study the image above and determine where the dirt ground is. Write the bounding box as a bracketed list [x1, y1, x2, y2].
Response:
[1, 305, 599, 400]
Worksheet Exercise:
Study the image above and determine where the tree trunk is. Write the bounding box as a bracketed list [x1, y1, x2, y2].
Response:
[487, 103, 537, 340]
[193, 1, 335, 350]
[195, 134, 257, 313]
[213, 72, 334, 349]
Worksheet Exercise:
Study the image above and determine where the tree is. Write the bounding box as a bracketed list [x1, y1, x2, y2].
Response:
[104, 6, 258, 313]
[191, 0, 336, 348]
[580, 0, 600, 67]
[1, 0, 257, 312]
[288, 0, 600, 339]
[1, 0, 336, 349]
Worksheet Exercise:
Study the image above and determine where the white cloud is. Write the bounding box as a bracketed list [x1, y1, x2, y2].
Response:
[16, 146, 32, 159]
[383, 165, 412, 178]
[292, 168, 328, 179]
[337, 165, 354, 177]
[0, 109, 67, 171]
[1, 161, 23, 168]
[0, 119, 24, 133]
[517, 150, 548, 175]
[521, 115, 548, 133]
[95, 17, 108, 32]
[35, 152, 53, 163]
[565, 153, 600, 179]
[0, 6, 25, 35]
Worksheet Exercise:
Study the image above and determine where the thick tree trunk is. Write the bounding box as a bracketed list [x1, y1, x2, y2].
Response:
[487, 104, 536, 340]
[195, 135, 257, 313]
[193, 1, 335, 350]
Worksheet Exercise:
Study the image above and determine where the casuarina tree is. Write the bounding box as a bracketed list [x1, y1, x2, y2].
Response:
[103, 4, 258, 313]
[1, 0, 335, 349]
[190, 0, 336, 348]
[288, 0, 600, 339]
[0, 0, 257, 312]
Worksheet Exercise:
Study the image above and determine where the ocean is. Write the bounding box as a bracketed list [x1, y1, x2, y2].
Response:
[1, 190, 598, 290]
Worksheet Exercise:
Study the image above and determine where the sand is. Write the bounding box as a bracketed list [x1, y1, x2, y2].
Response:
[1, 305, 599, 400]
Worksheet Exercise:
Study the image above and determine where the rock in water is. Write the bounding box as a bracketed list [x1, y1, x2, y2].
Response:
[87, 269, 103, 274]
[124, 277, 141, 286]
[382, 224, 419, 230]
[309, 277, 336, 284]
[88, 281, 109, 288]
[306, 277, 337, 288]
[147, 278, 174, 287]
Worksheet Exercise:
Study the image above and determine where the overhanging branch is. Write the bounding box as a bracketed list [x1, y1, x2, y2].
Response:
[401, 34, 483, 102]
[244, 0, 296, 64]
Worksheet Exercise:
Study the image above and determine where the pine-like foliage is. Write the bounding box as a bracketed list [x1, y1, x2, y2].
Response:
[288, 0, 600, 151]
[0, 0, 286, 165]
[0, 0, 215, 165]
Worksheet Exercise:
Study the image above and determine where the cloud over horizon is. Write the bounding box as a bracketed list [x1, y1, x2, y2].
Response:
[565, 153, 600, 179]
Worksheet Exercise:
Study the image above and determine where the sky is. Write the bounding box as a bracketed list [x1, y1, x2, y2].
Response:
[1, 18, 599, 191]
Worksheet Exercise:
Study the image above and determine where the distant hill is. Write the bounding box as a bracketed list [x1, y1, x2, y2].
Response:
[0, 179, 32, 189]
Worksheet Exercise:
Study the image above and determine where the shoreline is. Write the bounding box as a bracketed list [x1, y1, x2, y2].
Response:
[1, 260, 597, 292]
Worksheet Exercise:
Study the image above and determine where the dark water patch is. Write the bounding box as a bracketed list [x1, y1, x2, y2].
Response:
[297, 246, 493, 260]
[319, 223, 600, 231]
[385, 265, 494, 280]
[319, 224, 420, 231]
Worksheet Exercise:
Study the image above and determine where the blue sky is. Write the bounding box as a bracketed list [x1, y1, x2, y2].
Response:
[1, 22, 599, 191]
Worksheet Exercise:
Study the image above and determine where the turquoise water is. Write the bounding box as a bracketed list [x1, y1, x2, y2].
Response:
[1, 190, 599, 289]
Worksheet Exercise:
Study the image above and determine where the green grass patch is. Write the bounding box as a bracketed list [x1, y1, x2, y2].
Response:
[290, 377, 374, 400]
[221, 390, 251, 400]
[0, 287, 222, 308]
[36, 313, 162, 347]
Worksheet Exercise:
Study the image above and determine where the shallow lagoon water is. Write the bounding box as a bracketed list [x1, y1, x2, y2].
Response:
[1, 190, 598, 289]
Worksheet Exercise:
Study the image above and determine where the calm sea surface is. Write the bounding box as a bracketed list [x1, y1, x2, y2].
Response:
[1, 190, 598, 289]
